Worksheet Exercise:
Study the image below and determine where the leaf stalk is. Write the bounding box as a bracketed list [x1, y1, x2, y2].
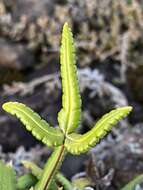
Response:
[35, 145, 66, 190]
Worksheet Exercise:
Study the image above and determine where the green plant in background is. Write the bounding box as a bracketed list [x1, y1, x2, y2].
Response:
[1, 22, 132, 190]
[121, 174, 143, 190]
[0, 161, 17, 190]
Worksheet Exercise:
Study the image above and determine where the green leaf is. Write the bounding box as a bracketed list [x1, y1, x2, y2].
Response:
[65, 106, 132, 154]
[58, 22, 81, 134]
[0, 161, 17, 190]
[121, 174, 143, 190]
[22, 160, 42, 180]
[56, 173, 74, 190]
[17, 173, 37, 190]
[2, 102, 64, 147]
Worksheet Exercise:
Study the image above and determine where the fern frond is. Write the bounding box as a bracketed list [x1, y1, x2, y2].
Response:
[65, 106, 132, 154]
[2, 102, 64, 147]
[0, 161, 17, 190]
[58, 22, 81, 134]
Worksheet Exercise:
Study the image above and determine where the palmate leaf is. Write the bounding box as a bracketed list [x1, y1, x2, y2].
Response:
[58, 22, 81, 134]
[0, 161, 16, 190]
[65, 106, 132, 155]
[2, 102, 64, 147]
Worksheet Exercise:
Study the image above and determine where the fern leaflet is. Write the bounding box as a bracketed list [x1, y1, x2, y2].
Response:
[65, 107, 132, 154]
[2, 102, 64, 147]
[58, 22, 81, 134]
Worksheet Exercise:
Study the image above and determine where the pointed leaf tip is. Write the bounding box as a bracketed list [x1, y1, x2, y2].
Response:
[119, 106, 133, 112]
[63, 22, 69, 29]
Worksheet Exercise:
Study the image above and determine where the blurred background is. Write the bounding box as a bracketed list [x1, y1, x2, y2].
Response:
[0, 0, 143, 189]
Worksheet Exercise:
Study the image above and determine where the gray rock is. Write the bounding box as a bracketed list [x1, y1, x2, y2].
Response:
[0, 39, 35, 70]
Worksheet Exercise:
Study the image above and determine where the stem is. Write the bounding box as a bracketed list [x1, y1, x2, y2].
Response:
[35, 145, 66, 190]
[56, 173, 74, 190]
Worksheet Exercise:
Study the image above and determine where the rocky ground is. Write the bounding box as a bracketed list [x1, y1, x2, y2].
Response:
[0, 0, 143, 189]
